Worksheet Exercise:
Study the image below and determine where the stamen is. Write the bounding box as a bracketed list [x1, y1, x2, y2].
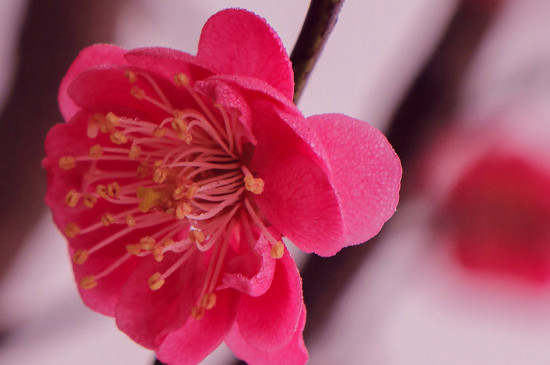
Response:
[124, 70, 138, 84]
[110, 131, 128, 145]
[64, 223, 80, 238]
[148, 272, 165, 290]
[59, 156, 76, 170]
[101, 213, 115, 227]
[80, 275, 97, 289]
[82, 194, 97, 208]
[73, 249, 89, 265]
[131, 85, 145, 100]
[125, 214, 136, 227]
[243, 175, 264, 195]
[270, 241, 285, 259]
[173, 73, 189, 87]
[129, 144, 141, 160]
[88, 144, 103, 158]
[65, 190, 80, 207]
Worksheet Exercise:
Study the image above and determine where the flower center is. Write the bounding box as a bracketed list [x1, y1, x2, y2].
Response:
[59, 70, 283, 319]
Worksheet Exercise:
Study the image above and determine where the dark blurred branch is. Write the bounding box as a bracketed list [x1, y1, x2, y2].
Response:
[290, 0, 345, 104]
[300, 0, 503, 344]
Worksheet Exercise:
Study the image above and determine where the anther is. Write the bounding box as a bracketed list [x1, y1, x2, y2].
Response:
[108, 182, 121, 197]
[82, 193, 97, 208]
[96, 184, 108, 198]
[64, 223, 80, 238]
[110, 131, 128, 145]
[125, 214, 136, 227]
[106, 112, 120, 127]
[152, 246, 164, 262]
[173, 73, 189, 87]
[126, 243, 141, 255]
[204, 293, 216, 310]
[188, 230, 205, 244]
[137, 162, 149, 179]
[73, 249, 89, 265]
[160, 238, 175, 248]
[148, 272, 165, 291]
[172, 186, 186, 200]
[87, 114, 103, 138]
[171, 118, 187, 133]
[244, 175, 264, 195]
[129, 144, 141, 160]
[140, 236, 156, 251]
[186, 184, 199, 199]
[59, 156, 76, 170]
[65, 190, 80, 207]
[124, 70, 138, 84]
[101, 213, 115, 227]
[153, 167, 169, 184]
[80, 275, 97, 289]
[191, 305, 204, 320]
[153, 127, 166, 138]
[131, 85, 145, 99]
[88, 144, 103, 158]
[175, 202, 192, 219]
[270, 241, 285, 259]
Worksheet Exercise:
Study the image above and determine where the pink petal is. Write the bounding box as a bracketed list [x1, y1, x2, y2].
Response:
[156, 289, 238, 365]
[220, 231, 277, 297]
[115, 251, 201, 349]
[309, 114, 402, 249]
[59, 44, 128, 121]
[226, 303, 308, 365]
[124, 47, 213, 84]
[197, 9, 294, 101]
[249, 103, 345, 256]
[233, 246, 303, 351]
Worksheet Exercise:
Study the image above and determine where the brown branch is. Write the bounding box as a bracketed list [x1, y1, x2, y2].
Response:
[290, 0, 345, 104]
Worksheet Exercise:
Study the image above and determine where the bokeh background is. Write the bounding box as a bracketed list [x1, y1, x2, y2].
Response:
[2, 0, 550, 364]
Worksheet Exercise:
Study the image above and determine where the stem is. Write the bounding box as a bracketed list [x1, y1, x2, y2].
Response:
[290, 0, 345, 104]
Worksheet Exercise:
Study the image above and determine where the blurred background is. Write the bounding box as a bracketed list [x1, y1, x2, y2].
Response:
[1, 0, 550, 364]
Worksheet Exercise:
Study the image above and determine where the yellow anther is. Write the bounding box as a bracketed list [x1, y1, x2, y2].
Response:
[171, 118, 187, 133]
[64, 223, 80, 238]
[152, 246, 164, 262]
[101, 213, 115, 227]
[82, 193, 97, 208]
[188, 230, 205, 244]
[80, 275, 97, 290]
[110, 131, 128, 145]
[88, 144, 103, 158]
[128, 144, 141, 160]
[125, 214, 136, 227]
[106, 112, 120, 127]
[96, 184, 109, 199]
[124, 69, 138, 84]
[59, 156, 76, 170]
[191, 305, 204, 320]
[108, 182, 121, 197]
[175, 202, 192, 219]
[130, 85, 145, 99]
[153, 127, 166, 138]
[126, 243, 141, 255]
[203, 293, 217, 310]
[136, 186, 169, 212]
[72, 249, 89, 265]
[65, 189, 80, 207]
[186, 184, 199, 199]
[178, 131, 193, 144]
[137, 162, 149, 179]
[87, 114, 103, 138]
[125, 243, 141, 255]
[153, 167, 169, 184]
[148, 272, 165, 291]
[140, 236, 156, 251]
[173, 73, 189, 87]
[160, 238, 175, 248]
[270, 241, 285, 259]
[172, 186, 186, 200]
[244, 175, 265, 195]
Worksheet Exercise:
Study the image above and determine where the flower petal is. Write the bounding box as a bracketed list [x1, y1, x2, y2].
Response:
[226, 303, 308, 365]
[124, 47, 213, 84]
[233, 246, 303, 351]
[156, 289, 238, 365]
[115, 250, 201, 349]
[308, 114, 402, 248]
[197, 9, 294, 101]
[220, 230, 277, 297]
[59, 44, 128, 121]
[249, 103, 345, 256]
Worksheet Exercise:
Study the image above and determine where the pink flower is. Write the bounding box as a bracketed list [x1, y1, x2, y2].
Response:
[443, 152, 550, 283]
[43, 8, 401, 365]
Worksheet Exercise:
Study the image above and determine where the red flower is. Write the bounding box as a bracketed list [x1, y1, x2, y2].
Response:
[43, 8, 401, 365]
[444, 153, 550, 283]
